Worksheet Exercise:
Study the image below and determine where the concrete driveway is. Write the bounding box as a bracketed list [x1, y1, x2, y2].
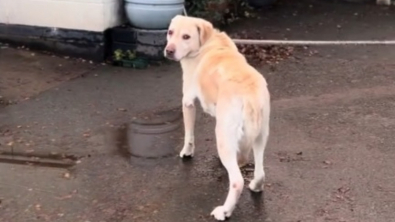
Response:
[1, 1, 395, 221]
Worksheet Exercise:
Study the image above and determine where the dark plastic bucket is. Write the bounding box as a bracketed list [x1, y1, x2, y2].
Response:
[127, 106, 183, 158]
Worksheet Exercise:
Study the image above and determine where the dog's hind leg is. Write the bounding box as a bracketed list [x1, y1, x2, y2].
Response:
[248, 111, 269, 192]
[211, 125, 244, 221]
[211, 99, 244, 221]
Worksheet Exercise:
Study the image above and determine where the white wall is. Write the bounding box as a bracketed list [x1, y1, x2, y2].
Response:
[0, 0, 124, 32]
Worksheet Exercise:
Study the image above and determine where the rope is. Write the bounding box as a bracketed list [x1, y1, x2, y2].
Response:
[183, 6, 188, 17]
[232, 39, 395, 46]
[181, 8, 395, 46]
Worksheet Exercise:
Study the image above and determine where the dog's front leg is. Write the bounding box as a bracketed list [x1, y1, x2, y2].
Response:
[180, 95, 196, 158]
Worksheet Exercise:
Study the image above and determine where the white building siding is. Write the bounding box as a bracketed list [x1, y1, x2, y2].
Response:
[0, 0, 123, 32]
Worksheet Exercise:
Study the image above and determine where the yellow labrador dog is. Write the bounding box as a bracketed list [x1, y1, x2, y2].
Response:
[164, 15, 270, 221]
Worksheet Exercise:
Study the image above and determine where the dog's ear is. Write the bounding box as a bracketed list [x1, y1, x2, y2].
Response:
[196, 19, 213, 45]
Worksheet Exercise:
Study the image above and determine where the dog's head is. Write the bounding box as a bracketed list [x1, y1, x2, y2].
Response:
[164, 15, 214, 61]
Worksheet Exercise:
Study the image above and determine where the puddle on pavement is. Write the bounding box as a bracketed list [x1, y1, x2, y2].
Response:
[115, 123, 130, 159]
[0, 106, 184, 169]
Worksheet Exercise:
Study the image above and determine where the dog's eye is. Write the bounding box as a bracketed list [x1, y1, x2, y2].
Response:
[182, 34, 190, 40]
[168, 30, 173, 35]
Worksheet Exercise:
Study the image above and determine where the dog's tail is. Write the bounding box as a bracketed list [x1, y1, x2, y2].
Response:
[241, 85, 270, 148]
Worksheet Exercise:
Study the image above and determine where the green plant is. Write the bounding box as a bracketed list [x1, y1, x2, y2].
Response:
[113, 49, 124, 61]
[112, 49, 150, 69]
[125, 50, 136, 60]
[184, 0, 255, 26]
[113, 49, 137, 61]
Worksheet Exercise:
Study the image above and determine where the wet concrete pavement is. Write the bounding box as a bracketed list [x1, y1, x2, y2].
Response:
[1, 1, 395, 221]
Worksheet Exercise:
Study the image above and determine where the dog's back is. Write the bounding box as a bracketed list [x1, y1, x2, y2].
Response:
[196, 30, 270, 148]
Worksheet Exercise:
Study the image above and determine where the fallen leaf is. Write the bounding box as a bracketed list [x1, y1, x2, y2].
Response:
[35, 204, 41, 211]
[63, 172, 71, 179]
[56, 194, 73, 200]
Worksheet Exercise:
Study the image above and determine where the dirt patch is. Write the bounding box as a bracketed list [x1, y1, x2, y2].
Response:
[230, 30, 297, 65]
[0, 46, 97, 104]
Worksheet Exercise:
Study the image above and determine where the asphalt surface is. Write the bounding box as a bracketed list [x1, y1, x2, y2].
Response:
[1, 1, 395, 222]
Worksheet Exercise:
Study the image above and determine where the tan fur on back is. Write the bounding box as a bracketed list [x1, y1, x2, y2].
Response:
[187, 20, 268, 140]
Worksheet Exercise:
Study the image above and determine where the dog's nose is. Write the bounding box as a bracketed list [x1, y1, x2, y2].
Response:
[166, 48, 175, 56]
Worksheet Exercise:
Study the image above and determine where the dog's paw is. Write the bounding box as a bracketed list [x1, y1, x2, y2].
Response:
[248, 179, 264, 192]
[179, 144, 194, 158]
[210, 206, 231, 221]
[179, 149, 194, 158]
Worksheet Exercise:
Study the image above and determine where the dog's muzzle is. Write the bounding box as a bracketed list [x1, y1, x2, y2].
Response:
[164, 45, 176, 60]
